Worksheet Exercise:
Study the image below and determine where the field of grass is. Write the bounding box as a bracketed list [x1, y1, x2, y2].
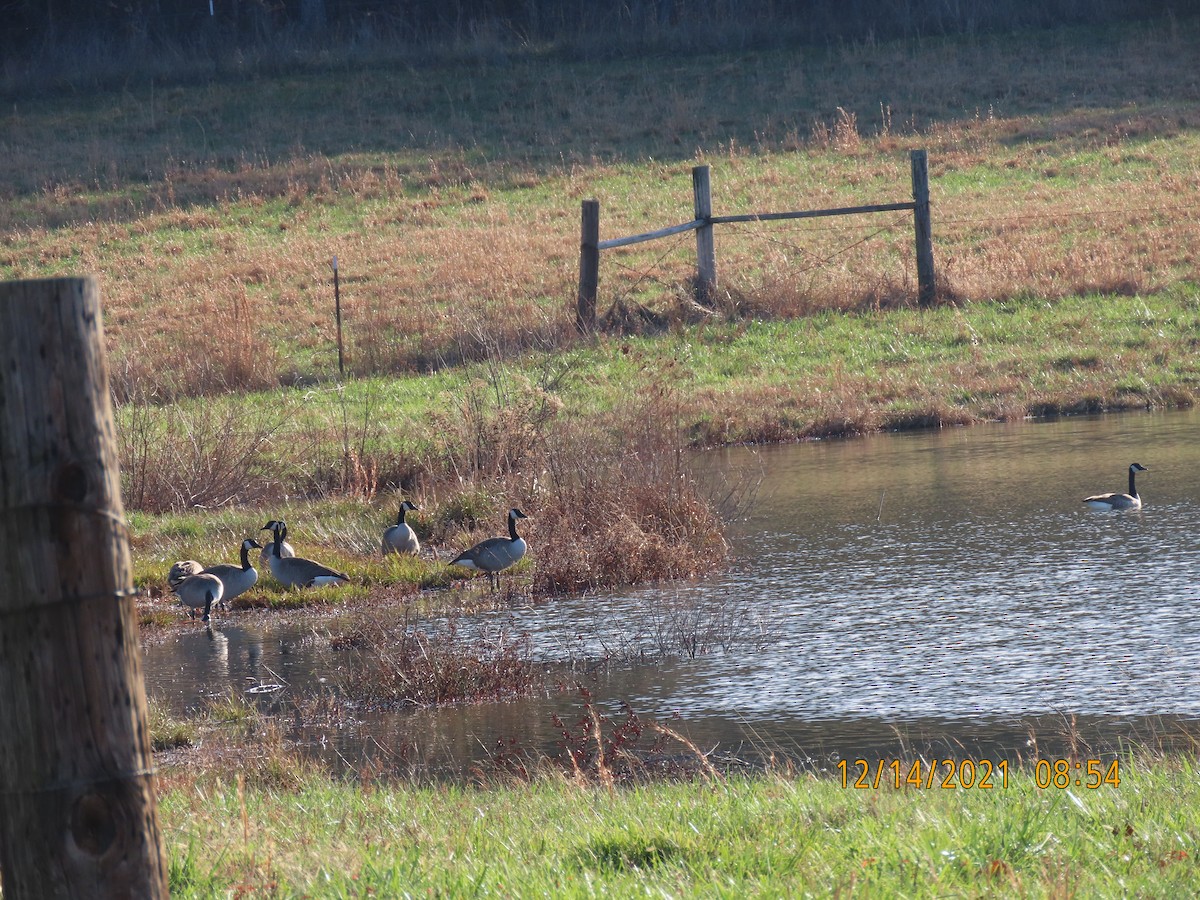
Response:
[157, 752, 1200, 896]
[3, 15, 1198, 404]
[3, 13, 1197, 603]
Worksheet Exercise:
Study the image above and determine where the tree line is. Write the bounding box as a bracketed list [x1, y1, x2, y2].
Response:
[0, 0, 1180, 61]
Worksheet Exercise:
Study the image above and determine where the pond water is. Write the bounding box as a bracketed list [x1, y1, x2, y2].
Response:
[143, 410, 1200, 775]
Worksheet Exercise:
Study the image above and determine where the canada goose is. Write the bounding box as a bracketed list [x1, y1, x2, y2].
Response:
[168, 559, 204, 590]
[172, 572, 223, 623]
[382, 499, 421, 556]
[259, 520, 295, 566]
[450, 508, 529, 591]
[200, 538, 262, 609]
[1083, 463, 1148, 510]
[266, 521, 350, 588]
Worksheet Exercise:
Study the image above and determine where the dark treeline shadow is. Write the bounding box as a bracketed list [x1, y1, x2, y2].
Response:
[1, 0, 1181, 95]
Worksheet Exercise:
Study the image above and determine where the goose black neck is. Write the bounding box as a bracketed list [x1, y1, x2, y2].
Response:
[1128, 467, 1139, 498]
[508, 513, 521, 541]
[397, 505, 408, 526]
[272, 523, 287, 558]
[240, 542, 253, 570]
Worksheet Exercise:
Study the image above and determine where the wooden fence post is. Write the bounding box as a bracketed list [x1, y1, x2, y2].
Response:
[332, 255, 344, 376]
[692, 165, 717, 302]
[0, 278, 168, 898]
[910, 148, 936, 307]
[577, 199, 600, 332]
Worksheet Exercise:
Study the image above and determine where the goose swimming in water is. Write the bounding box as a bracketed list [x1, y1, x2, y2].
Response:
[450, 507, 529, 591]
[1083, 462, 1148, 510]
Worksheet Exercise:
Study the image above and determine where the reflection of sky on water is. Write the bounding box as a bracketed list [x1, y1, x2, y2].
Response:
[144, 410, 1200, 773]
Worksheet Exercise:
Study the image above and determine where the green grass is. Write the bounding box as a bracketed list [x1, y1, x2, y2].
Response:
[156, 756, 1200, 897]
[119, 286, 1200, 485]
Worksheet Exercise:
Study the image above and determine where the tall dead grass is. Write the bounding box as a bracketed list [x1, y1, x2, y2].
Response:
[418, 358, 728, 592]
[531, 367, 728, 592]
[116, 392, 296, 512]
[332, 617, 536, 706]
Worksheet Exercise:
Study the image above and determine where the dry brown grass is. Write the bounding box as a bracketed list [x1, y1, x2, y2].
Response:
[3, 18, 1198, 402]
[331, 615, 537, 707]
[423, 362, 728, 593]
[531, 410, 729, 592]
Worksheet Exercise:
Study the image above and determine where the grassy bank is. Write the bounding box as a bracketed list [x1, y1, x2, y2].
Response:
[158, 754, 1200, 896]
[122, 283, 1200, 594]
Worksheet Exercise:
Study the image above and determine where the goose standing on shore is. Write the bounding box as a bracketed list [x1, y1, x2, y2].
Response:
[382, 499, 421, 556]
[259, 519, 295, 566]
[173, 572, 223, 623]
[201, 538, 262, 609]
[267, 521, 350, 588]
[168, 559, 204, 590]
[1083, 463, 1148, 510]
[450, 508, 529, 591]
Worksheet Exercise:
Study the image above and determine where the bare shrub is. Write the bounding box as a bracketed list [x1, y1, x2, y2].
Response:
[532, 375, 728, 593]
[115, 392, 297, 512]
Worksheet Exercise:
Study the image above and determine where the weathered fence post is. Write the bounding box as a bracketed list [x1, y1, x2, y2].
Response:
[0, 278, 168, 897]
[332, 255, 344, 376]
[577, 199, 600, 332]
[910, 148, 936, 307]
[692, 165, 717, 301]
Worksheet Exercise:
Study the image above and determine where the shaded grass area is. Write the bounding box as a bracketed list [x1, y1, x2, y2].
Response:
[156, 752, 1200, 897]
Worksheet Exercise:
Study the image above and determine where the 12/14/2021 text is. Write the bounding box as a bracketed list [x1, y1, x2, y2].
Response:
[838, 759, 1122, 790]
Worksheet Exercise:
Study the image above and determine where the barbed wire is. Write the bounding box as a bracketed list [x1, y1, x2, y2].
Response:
[606, 231, 693, 303]
[725, 214, 911, 275]
[935, 202, 1200, 229]
[596, 199, 1198, 297]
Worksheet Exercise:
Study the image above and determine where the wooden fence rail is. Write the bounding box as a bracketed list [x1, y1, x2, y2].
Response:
[577, 148, 935, 331]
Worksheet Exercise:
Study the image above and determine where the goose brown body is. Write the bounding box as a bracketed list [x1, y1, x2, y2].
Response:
[201, 538, 262, 608]
[382, 500, 421, 556]
[450, 508, 529, 591]
[266, 521, 350, 588]
[1083, 463, 1147, 510]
